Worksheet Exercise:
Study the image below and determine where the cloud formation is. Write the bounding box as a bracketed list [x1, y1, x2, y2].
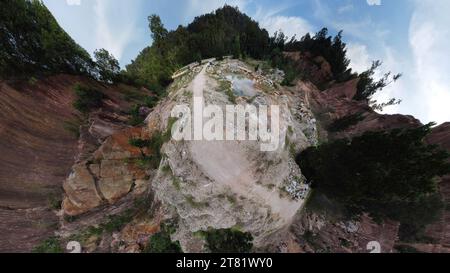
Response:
[407, 0, 450, 124]
[259, 15, 313, 38]
[93, 0, 137, 62]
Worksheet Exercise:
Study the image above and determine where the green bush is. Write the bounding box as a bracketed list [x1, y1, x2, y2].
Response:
[128, 105, 145, 126]
[202, 228, 253, 253]
[144, 223, 182, 253]
[102, 210, 134, 233]
[1, 0, 94, 78]
[32, 237, 63, 253]
[327, 113, 364, 132]
[73, 84, 105, 113]
[144, 232, 182, 253]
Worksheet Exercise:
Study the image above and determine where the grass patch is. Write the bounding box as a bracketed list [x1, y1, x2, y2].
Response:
[32, 236, 63, 253]
[102, 210, 134, 233]
[172, 177, 181, 191]
[47, 193, 62, 210]
[185, 195, 209, 208]
[128, 104, 145, 126]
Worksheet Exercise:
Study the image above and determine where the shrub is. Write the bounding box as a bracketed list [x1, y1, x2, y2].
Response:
[32, 237, 63, 253]
[327, 113, 364, 132]
[143, 223, 182, 253]
[73, 84, 105, 113]
[102, 210, 134, 233]
[128, 105, 145, 126]
[202, 228, 253, 253]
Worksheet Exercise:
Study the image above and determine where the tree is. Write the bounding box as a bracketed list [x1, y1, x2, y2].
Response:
[0, 0, 94, 78]
[271, 28, 357, 85]
[297, 124, 450, 237]
[144, 232, 182, 253]
[232, 35, 241, 59]
[203, 228, 253, 253]
[148, 15, 168, 52]
[354, 60, 402, 101]
[94, 48, 120, 83]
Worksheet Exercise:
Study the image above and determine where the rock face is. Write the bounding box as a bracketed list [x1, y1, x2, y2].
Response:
[62, 127, 149, 216]
[148, 60, 317, 251]
[283, 52, 333, 88]
[1, 56, 449, 253]
[0, 75, 151, 252]
[296, 79, 422, 141]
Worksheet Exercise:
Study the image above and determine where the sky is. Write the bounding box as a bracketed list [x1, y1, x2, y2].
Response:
[43, 0, 450, 125]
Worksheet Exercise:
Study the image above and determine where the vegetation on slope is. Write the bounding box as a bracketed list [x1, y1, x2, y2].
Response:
[0, 0, 94, 78]
[144, 223, 183, 253]
[198, 228, 254, 253]
[296, 124, 450, 241]
[125, 5, 270, 89]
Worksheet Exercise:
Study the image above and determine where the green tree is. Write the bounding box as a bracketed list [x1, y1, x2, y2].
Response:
[354, 60, 402, 101]
[148, 15, 168, 52]
[94, 48, 120, 83]
[0, 0, 94, 78]
[232, 35, 241, 59]
[297, 124, 450, 237]
[203, 228, 253, 253]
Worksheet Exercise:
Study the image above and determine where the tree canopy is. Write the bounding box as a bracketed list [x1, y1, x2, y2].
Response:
[296, 124, 450, 239]
[125, 5, 270, 89]
[94, 48, 120, 83]
[0, 0, 94, 78]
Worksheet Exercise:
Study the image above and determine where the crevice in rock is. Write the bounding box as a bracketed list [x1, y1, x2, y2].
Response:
[86, 162, 108, 203]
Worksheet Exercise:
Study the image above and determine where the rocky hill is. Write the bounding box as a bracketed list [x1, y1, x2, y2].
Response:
[1, 2, 449, 254]
[2, 55, 448, 253]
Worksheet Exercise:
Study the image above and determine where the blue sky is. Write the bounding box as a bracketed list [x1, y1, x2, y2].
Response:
[43, 0, 450, 125]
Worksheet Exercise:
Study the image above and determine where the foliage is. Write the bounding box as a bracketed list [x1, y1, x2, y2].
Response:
[201, 228, 253, 253]
[32, 236, 63, 253]
[126, 5, 270, 89]
[73, 84, 105, 113]
[128, 105, 145, 126]
[270, 28, 357, 84]
[102, 211, 134, 233]
[94, 48, 120, 83]
[0, 0, 94, 78]
[354, 60, 402, 101]
[327, 113, 365, 132]
[297, 124, 450, 236]
[143, 223, 182, 253]
[128, 118, 177, 169]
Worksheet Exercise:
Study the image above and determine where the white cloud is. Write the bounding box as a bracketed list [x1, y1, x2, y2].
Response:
[366, 0, 381, 6]
[93, 0, 137, 62]
[259, 15, 313, 38]
[347, 43, 371, 73]
[338, 3, 354, 14]
[407, 0, 450, 124]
